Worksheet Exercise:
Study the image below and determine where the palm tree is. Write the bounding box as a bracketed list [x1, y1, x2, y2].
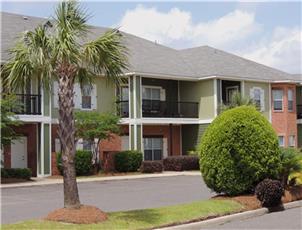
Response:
[220, 92, 256, 112]
[1, 1, 128, 209]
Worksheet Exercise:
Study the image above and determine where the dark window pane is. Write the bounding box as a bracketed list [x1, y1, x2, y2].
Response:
[82, 96, 91, 109]
[288, 101, 293, 111]
[154, 150, 162, 160]
[144, 150, 153, 161]
[274, 101, 282, 110]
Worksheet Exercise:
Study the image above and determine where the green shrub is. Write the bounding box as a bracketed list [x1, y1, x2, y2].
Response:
[199, 106, 281, 195]
[56, 150, 93, 176]
[1, 168, 32, 180]
[140, 161, 163, 173]
[279, 147, 302, 187]
[114, 150, 143, 172]
[163, 156, 199, 171]
[255, 179, 284, 207]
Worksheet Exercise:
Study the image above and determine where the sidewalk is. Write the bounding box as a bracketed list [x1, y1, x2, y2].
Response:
[0, 171, 201, 189]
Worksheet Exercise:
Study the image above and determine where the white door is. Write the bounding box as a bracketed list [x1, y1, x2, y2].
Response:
[11, 136, 27, 168]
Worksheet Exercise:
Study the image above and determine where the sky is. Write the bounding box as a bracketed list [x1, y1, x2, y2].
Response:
[1, 1, 302, 74]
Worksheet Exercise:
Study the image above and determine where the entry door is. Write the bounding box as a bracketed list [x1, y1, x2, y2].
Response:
[11, 136, 27, 168]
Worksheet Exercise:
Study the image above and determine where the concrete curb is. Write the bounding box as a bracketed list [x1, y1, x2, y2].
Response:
[157, 200, 302, 230]
[0, 171, 201, 189]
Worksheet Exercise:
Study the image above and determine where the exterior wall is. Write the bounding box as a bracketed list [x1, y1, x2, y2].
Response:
[271, 83, 297, 147]
[182, 124, 209, 154]
[3, 124, 38, 176]
[298, 124, 302, 148]
[51, 77, 116, 119]
[243, 81, 270, 119]
[297, 86, 302, 106]
[179, 79, 215, 120]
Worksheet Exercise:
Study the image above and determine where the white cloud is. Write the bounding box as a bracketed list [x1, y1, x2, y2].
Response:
[240, 27, 302, 73]
[118, 5, 301, 73]
[118, 5, 258, 49]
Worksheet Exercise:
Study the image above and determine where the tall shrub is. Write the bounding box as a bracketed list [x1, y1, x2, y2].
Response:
[199, 106, 281, 195]
[114, 150, 143, 172]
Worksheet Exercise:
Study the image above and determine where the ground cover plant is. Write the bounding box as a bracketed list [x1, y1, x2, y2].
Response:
[199, 106, 281, 195]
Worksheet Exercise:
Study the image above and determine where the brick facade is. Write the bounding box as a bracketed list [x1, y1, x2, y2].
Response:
[3, 123, 38, 176]
[271, 83, 297, 147]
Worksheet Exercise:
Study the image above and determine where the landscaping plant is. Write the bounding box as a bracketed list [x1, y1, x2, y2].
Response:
[163, 156, 199, 171]
[199, 106, 281, 195]
[57, 150, 93, 176]
[140, 161, 163, 173]
[279, 147, 302, 187]
[255, 179, 284, 207]
[1, 168, 32, 180]
[115, 150, 143, 172]
[1, 0, 128, 209]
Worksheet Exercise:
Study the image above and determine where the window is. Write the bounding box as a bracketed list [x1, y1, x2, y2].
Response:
[273, 89, 283, 111]
[289, 135, 295, 147]
[81, 84, 92, 109]
[278, 136, 284, 147]
[143, 137, 163, 161]
[142, 87, 160, 100]
[288, 89, 294, 111]
[142, 87, 161, 114]
[83, 140, 93, 151]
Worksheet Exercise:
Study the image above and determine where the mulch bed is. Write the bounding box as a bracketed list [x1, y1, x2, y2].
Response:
[45, 205, 107, 224]
[213, 185, 302, 211]
[1, 178, 32, 184]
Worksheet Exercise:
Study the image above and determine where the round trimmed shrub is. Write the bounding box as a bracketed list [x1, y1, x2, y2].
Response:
[255, 179, 284, 207]
[199, 106, 281, 195]
[114, 150, 143, 172]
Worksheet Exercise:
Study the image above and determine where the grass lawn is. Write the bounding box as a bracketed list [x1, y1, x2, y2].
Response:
[2, 199, 243, 230]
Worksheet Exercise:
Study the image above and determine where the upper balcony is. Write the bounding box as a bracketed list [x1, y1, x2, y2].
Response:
[298, 104, 302, 119]
[116, 100, 199, 118]
[13, 94, 42, 115]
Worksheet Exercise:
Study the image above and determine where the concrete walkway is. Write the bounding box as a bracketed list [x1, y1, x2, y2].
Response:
[0, 171, 201, 188]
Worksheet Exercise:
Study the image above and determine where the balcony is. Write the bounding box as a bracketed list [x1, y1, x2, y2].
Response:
[117, 100, 199, 118]
[298, 105, 302, 119]
[13, 94, 42, 115]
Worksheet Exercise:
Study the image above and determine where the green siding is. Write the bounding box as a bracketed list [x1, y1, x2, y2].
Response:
[243, 81, 270, 119]
[182, 124, 209, 154]
[298, 124, 302, 148]
[179, 79, 215, 119]
[51, 77, 116, 119]
[43, 89, 50, 116]
[44, 124, 50, 175]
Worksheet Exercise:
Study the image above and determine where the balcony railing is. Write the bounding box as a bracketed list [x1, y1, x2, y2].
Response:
[13, 94, 42, 115]
[298, 105, 302, 119]
[117, 100, 199, 118]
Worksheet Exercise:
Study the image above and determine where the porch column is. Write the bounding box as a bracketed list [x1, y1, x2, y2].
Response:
[38, 122, 51, 176]
[129, 75, 143, 152]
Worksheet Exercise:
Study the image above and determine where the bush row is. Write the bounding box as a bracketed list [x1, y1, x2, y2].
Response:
[140, 161, 163, 173]
[163, 156, 199, 171]
[1, 168, 32, 180]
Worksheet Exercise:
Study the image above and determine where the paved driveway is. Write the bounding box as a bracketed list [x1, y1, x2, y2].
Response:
[1, 175, 213, 224]
[206, 207, 302, 229]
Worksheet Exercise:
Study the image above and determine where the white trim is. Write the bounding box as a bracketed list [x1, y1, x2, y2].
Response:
[15, 115, 52, 123]
[134, 123, 137, 149]
[40, 123, 44, 177]
[141, 124, 144, 153]
[120, 118, 213, 125]
[49, 123, 52, 176]
[139, 76, 142, 119]
[133, 75, 137, 119]
[36, 124, 39, 176]
[297, 119, 302, 124]
[214, 79, 217, 117]
[41, 86, 44, 116]
[129, 124, 132, 150]
[129, 76, 132, 118]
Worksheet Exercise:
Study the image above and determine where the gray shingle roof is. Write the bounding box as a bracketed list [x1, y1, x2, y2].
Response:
[1, 11, 300, 83]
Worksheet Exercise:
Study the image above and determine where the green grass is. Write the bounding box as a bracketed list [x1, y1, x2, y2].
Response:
[2, 199, 243, 230]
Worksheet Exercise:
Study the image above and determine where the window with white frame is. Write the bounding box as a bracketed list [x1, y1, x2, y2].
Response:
[288, 89, 294, 111]
[273, 89, 283, 111]
[288, 135, 295, 147]
[81, 84, 92, 109]
[142, 87, 161, 101]
[142, 87, 161, 113]
[143, 137, 163, 161]
[278, 136, 285, 147]
[250, 87, 264, 111]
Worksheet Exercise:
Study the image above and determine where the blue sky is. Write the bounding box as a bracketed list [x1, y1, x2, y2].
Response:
[1, 1, 301, 73]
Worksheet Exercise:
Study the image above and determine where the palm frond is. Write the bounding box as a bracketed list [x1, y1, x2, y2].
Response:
[82, 29, 128, 85]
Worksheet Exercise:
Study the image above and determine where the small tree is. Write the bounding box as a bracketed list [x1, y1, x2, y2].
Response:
[220, 92, 255, 112]
[75, 111, 120, 169]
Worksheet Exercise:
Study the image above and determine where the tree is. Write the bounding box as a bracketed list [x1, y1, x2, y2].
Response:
[0, 94, 22, 147]
[1, 1, 128, 209]
[75, 111, 120, 169]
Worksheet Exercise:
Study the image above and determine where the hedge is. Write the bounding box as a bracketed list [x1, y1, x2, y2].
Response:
[163, 156, 199, 171]
[56, 150, 93, 176]
[114, 150, 143, 172]
[140, 161, 163, 173]
[1, 168, 32, 180]
[199, 106, 281, 195]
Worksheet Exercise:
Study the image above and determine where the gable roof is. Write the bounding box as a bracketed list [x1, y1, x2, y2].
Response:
[1, 11, 300, 83]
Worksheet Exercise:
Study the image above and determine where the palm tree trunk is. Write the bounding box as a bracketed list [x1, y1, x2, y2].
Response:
[56, 63, 81, 209]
